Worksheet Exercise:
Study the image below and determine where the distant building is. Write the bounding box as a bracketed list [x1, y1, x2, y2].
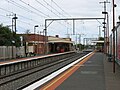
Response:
[19, 34, 47, 55]
[48, 35, 74, 53]
[18, 34, 74, 55]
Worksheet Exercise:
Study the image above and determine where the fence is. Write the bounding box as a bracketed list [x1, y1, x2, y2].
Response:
[0, 46, 25, 60]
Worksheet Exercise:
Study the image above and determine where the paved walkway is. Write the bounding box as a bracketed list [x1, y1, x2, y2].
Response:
[104, 53, 120, 90]
[55, 52, 120, 90]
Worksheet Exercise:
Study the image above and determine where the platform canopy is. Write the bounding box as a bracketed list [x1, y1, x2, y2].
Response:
[49, 40, 73, 43]
[48, 36, 74, 44]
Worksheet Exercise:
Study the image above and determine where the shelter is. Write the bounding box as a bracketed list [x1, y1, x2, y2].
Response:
[48, 35, 74, 53]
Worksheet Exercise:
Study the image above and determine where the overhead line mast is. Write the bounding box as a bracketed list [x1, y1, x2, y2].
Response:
[99, 0, 110, 55]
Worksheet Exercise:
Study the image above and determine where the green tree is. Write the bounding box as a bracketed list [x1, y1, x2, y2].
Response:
[98, 37, 104, 41]
[0, 24, 21, 47]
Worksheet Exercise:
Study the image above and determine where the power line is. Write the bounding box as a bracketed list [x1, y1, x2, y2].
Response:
[41, 0, 72, 30]
[35, 0, 61, 18]
[0, 10, 43, 31]
[0, 14, 11, 19]
[42, 0, 63, 17]
[0, 7, 43, 25]
[0, 7, 14, 14]
[0, 6, 68, 31]
[51, 0, 71, 17]
[17, 25, 28, 30]
[18, 20, 35, 26]
[17, 14, 41, 24]
[50, 0, 72, 28]
[1, 0, 72, 34]
[5, 0, 45, 18]
[19, 0, 71, 31]
[19, 0, 50, 18]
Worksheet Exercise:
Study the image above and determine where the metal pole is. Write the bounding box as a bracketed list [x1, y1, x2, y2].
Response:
[12, 18, 14, 58]
[75, 34, 77, 50]
[107, 13, 109, 55]
[98, 26, 101, 38]
[112, 0, 115, 73]
[34, 26, 36, 54]
[14, 14, 17, 34]
[73, 20, 75, 34]
[44, 20, 47, 54]
[79, 34, 81, 51]
[100, 1, 110, 54]
[104, 1, 107, 54]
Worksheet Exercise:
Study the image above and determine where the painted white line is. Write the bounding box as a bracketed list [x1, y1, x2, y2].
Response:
[22, 52, 93, 90]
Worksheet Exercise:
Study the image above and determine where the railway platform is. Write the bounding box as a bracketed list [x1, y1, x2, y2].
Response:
[39, 52, 120, 90]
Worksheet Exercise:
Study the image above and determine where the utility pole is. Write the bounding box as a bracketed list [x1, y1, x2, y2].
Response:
[6, 13, 18, 33]
[112, 0, 116, 73]
[7, 13, 18, 58]
[100, 1, 110, 54]
[14, 14, 17, 34]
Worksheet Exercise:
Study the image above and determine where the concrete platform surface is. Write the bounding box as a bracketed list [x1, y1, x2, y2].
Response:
[55, 52, 120, 90]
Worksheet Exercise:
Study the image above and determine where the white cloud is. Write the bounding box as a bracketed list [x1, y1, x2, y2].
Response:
[0, 0, 119, 41]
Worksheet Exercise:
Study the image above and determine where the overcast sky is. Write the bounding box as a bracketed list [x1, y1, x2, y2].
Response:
[0, 0, 120, 43]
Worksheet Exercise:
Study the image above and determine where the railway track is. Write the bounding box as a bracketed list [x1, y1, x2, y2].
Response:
[0, 52, 90, 90]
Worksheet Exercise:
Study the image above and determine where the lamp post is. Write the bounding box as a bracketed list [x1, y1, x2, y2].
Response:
[112, 0, 116, 73]
[34, 25, 39, 35]
[102, 11, 109, 54]
[102, 22, 106, 54]
[12, 14, 18, 58]
[102, 11, 106, 54]
[12, 14, 18, 34]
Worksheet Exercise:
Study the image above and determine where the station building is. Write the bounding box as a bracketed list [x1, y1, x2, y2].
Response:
[19, 34, 74, 56]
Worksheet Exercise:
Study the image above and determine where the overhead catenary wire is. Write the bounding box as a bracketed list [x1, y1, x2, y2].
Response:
[17, 14, 42, 24]
[19, 0, 50, 18]
[42, 0, 63, 17]
[0, 8, 42, 26]
[50, 0, 72, 28]
[5, 0, 45, 18]
[0, 2, 67, 30]
[0, 14, 11, 19]
[6, 0, 68, 19]
[0, 13, 35, 28]
[1, 0, 72, 35]
[0, 7, 14, 15]
[17, 0, 72, 31]
[0, 7, 43, 26]
[0, 9, 44, 34]
[51, 0, 71, 17]
[39, 0, 72, 30]
[35, 0, 61, 18]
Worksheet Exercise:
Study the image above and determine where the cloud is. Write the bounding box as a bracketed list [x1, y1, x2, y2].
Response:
[0, 0, 109, 39]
